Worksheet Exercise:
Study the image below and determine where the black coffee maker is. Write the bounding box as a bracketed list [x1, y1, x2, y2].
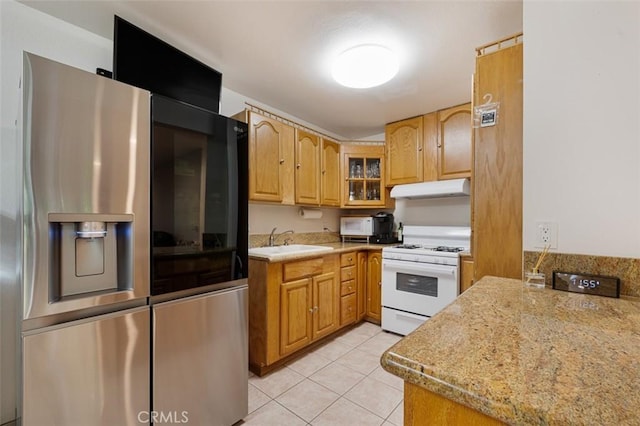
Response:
[372, 212, 396, 244]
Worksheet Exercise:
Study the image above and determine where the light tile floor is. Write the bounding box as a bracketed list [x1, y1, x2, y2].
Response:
[244, 322, 404, 425]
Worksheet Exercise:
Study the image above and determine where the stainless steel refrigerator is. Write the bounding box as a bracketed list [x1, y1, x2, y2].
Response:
[21, 52, 151, 425]
[19, 52, 249, 426]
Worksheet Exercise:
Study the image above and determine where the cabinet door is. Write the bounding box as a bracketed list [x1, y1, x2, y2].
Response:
[474, 42, 523, 280]
[385, 116, 424, 185]
[280, 278, 312, 356]
[437, 103, 472, 180]
[321, 139, 341, 206]
[312, 272, 338, 340]
[460, 257, 474, 293]
[295, 129, 321, 205]
[341, 144, 386, 208]
[366, 251, 382, 323]
[356, 251, 368, 321]
[422, 112, 439, 182]
[248, 112, 295, 204]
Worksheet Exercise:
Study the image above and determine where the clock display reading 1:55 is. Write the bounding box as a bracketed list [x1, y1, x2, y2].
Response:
[552, 272, 620, 298]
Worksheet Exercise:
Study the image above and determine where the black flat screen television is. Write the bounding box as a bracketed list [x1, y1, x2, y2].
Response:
[113, 16, 222, 113]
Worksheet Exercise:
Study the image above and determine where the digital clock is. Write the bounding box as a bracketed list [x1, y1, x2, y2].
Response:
[552, 272, 620, 298]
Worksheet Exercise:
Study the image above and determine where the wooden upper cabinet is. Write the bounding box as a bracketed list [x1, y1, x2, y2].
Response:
[248, 111, 294, 204]
[385, 116, 424, 186]
[295, 129, 321, 205]
[341, 144, 386, 208]
[422, 112, 439, 182]
[437, 103, 472, 180]
[320, 139, 341, 207]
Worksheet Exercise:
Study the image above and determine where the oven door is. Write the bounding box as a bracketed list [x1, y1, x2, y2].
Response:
[382, 258, 459, 317]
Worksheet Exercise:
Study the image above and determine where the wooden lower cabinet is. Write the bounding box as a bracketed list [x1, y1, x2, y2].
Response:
[280, 278, 312, 356]
[365, 251, 382, 323]
[339, 252, 357, 326]
[404, 382, 504, 425]
[248, 249, 385, 375]
[280, 270, 338, 358]
[248, 254, 340, 375]
[356, 251, 368, 321]
[312, 272, 339, 340]
[460, 255, 475, 293]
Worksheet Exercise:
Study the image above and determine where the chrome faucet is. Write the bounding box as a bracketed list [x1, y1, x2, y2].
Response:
[268, 227, 294, 246]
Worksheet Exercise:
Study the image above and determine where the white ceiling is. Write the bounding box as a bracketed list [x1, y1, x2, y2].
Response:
[20, 1, 523, 139]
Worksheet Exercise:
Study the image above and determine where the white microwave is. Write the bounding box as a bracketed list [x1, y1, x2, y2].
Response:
[340, 216, 374, 237]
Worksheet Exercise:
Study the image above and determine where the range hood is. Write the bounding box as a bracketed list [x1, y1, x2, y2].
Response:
[390, 178, 470, 199]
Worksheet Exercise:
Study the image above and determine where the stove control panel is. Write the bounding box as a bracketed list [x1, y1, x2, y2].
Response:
[382, 252, 459, 266]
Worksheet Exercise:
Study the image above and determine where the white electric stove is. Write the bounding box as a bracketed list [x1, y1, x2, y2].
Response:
[381, 226, 471, 335]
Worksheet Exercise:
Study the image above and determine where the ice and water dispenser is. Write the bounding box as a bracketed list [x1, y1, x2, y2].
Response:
[49, 214, 133, 302]
[48, 214, 135, 302]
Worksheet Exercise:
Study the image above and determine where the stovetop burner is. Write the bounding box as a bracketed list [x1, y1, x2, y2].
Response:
[432, 246, 465, 253]
[392, 244, 465, 252]
[393, 244, 421, 249]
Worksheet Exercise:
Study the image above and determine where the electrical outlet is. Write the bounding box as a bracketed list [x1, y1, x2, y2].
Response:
[535, 221, 558, 249]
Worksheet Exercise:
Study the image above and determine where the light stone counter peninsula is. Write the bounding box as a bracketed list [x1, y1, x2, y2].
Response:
[381, 276, 640, 425]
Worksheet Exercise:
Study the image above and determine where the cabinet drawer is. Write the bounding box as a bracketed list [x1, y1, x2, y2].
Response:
[340, 265, 356, 282]
[340, 294, 356, 326]
[340, 280, 356, 296]
[283, 258, 323, 282]
[340, 252, 356, 267]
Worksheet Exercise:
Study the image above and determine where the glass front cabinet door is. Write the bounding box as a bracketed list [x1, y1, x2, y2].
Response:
[341, 144, 386, 207]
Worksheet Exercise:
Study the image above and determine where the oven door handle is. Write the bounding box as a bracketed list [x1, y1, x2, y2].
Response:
[382, 259, 457, 275]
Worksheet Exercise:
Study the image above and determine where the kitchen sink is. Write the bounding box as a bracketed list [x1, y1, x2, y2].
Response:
[248, 244, 333, 260]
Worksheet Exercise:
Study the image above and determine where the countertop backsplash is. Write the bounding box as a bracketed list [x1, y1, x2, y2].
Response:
[524, 251, 640, 297]
[249, 231, 341, 248]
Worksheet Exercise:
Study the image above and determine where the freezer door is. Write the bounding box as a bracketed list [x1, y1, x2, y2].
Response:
[22, 307, 150, 425]
[153, 285, 248, 425]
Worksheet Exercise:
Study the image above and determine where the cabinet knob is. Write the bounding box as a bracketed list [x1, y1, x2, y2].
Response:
[296, 163, 301, 169]
[348, 286, 353, 291]
[309, 308, 314, 313]
[378, 281, 381, 286]
[280, 159, 285, 164]
[418, 146, 423, 152]
[348, 257, 353, 262]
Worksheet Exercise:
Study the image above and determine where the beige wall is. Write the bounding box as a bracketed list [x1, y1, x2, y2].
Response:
[249, 204, 342, 235]
[523, 1, 640, 257]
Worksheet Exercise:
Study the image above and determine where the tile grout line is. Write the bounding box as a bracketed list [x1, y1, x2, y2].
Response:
[247, 324, 403, 425]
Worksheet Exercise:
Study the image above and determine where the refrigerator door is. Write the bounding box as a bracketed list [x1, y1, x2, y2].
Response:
[22, 52, 150, 321]
[153, 285, 248, 425]
[22, 306, 150, 425]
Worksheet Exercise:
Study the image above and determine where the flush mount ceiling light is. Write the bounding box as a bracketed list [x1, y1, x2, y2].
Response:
[332, 44, 399, 89]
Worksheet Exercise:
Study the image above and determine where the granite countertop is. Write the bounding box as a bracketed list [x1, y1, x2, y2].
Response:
[381, 276, 640, 425]
[248, 242, 389, 262]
